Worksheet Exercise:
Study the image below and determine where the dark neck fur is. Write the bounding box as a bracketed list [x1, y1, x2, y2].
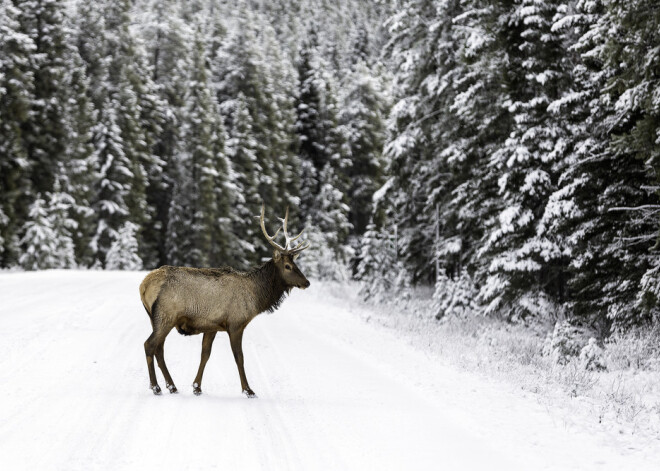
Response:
[250, 260, 288, 314]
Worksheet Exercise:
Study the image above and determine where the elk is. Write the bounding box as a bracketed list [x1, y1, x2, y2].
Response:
[139, 204, 311, 397]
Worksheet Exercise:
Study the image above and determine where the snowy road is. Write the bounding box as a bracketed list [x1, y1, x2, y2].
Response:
[0, 271, 656, 470]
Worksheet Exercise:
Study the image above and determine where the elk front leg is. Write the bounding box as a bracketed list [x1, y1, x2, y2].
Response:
[193, 332, 217, 396]
[229, 328, 256, 398]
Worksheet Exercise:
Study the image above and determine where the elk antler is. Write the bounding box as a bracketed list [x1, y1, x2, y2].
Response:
[260, 203, 285, 252]
[279, 207, 306, 250]
[260, 203, 311, 255]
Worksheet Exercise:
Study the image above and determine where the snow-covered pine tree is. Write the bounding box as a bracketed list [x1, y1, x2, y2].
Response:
[105, 221, 143, 270]
[600, 0, 660, 326]
[110, 2, 164, 268]
[80, 0, 163, 267]
[339, 61, 387, 237]
[90, 99, 133, 267]
[11, 0, 97, 268]
[260, 22, 301, 223]
[300, 163, 353, 278]
[18, 196, 58, 270]
[383, 0, 470, 283]
[356, 222, 393, 299]
[532, 0, 660, 332]
[212, 9, 297, 259]
[55, 48, 97, 267]
[356, 219, 412, 302]
[141, 0, 192, 266]
[224, 92, 262, 267]
[0, 0, 35, 267]
[47, 189, 77, 269]
[479, 0, 572, 320]
[13, 0, 70, 196]
[18, 193, 76, 270]
[435, 0, 516, 285]
[165, 30, 233, 268]
[296, 30, 330, 185]
[295, 29, 351, 255]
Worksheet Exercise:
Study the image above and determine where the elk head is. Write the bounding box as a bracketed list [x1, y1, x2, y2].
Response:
[260, 204, 311, 290]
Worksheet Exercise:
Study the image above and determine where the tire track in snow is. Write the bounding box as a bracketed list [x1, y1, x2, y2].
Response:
[242, 338, 305, 471]
[246, 320, 350, 471]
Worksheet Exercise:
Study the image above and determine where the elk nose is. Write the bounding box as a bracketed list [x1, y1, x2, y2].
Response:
[304, 280, 310, 288]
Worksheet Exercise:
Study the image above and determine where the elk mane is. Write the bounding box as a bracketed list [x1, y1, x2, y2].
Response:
[249, 260, 288, 314]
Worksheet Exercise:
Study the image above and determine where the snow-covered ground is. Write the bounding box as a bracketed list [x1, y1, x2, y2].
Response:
[0, 270, 658, 470]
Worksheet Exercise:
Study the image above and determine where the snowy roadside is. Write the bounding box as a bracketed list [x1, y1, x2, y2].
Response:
[318, 281, 660, 463]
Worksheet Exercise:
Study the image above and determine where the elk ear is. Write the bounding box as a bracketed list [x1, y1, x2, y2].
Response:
[273, 250, 282, 262]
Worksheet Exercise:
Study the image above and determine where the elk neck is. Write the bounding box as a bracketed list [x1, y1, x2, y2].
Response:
[250, 259, 288, 314]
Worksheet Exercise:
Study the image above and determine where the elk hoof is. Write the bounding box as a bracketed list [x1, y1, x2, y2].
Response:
[167, 384, 178, 394]
[242, 389, 257, 398]
[151, 385, 162, 395]
[193, 383, 202, 396]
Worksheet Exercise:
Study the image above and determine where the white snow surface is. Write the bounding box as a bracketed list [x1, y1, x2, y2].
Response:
[0, 270, 657, 470]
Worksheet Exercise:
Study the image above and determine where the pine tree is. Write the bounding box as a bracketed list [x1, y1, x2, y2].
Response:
[383, 0, 471, 283]
[479, 0, 572, 320]
[212, 9, 298, 230]
[0, 0, 35, 266]
[142, 0, 192, 266]
[166, 31, 233, 267]
[14, 0, 70, 196]
[106, 221, 143, 270]
[539, 0, 660, 330]
[296, 31, 331, 175]
[19, 196, 58, 270]
[356, 221, 411, 301]
[340, 61, 387, 236]
[600, 0, 660, 326]
[225, 92, 262, 267]
[80, 0, 163, 267]
[56, 49, 97, 267]
[261, 22, 301, 223]
[90, 99, 133, 266]
[295, 29, 350, 248]
[47, 190, 77, 268]
[11, 0, 97, 267]
[18, 193, 75, 270]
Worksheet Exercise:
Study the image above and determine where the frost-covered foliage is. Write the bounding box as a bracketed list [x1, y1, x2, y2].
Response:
[579, 338, 606, 371]
[105, 222, 142, 270]
[19, 194, 76, 270]
[543, 321, 589, 366]
[605, 324, 660, 371]
[356, 222, 411, 302]
[433, 272, 477, 320]
[298, 225, 352, 282]
[339, 61, 388, 235]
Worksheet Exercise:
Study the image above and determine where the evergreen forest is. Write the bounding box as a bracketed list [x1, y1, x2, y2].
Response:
[1, 0, 660, 335]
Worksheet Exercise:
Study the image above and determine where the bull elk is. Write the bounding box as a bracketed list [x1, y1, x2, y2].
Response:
[139, 204, 311, 397]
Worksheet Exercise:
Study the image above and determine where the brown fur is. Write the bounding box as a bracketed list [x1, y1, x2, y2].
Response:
[139, 254, 310, 397]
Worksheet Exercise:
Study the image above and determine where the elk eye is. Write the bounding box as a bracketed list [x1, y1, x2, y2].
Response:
[285, 264, 292, 270]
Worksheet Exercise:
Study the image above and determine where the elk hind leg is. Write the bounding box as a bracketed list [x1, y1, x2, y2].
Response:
[155, 340, 177, 394]
[144, 331, 162, 395]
